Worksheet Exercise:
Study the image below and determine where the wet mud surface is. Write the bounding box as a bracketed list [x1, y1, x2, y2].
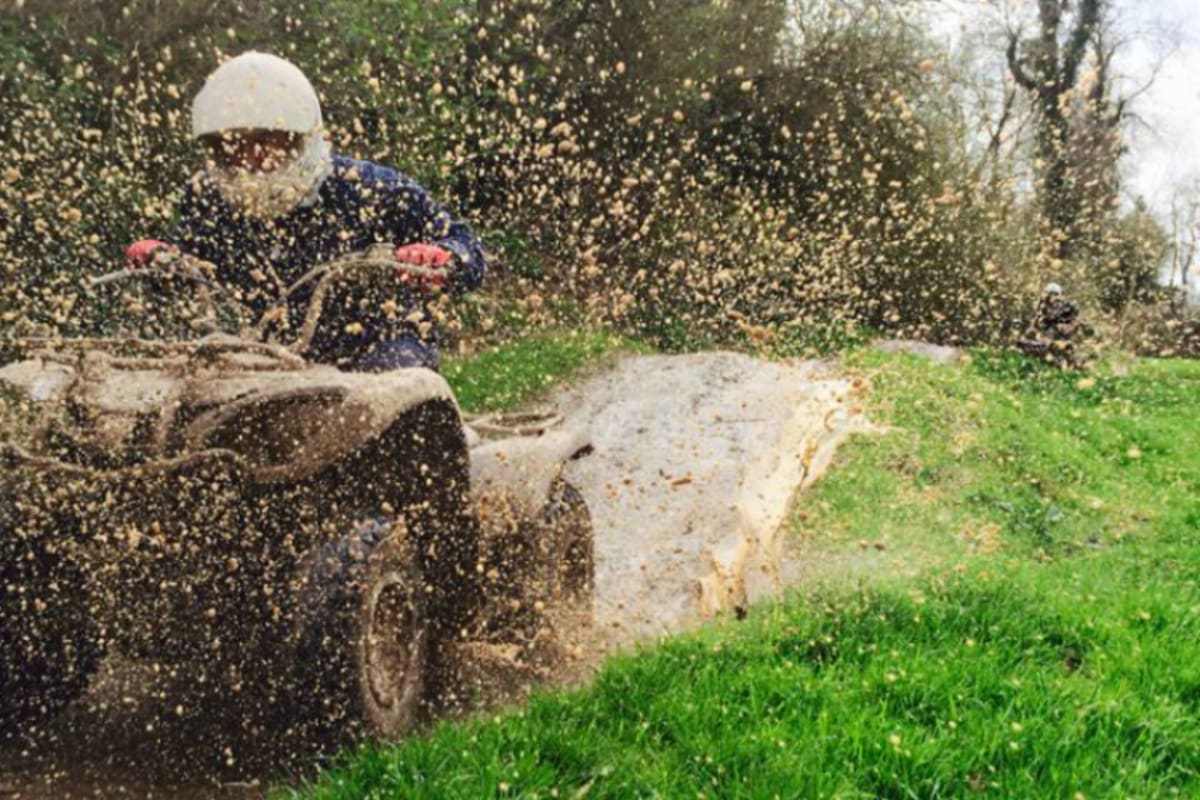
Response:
[556, 353, 869, 645]
[0, 660, 274, 799]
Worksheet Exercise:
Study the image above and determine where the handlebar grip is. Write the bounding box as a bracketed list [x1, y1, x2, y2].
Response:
[89, 269, 138, 287]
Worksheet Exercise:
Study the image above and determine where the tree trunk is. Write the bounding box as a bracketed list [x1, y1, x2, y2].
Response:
[1006, 0, 1106, 260]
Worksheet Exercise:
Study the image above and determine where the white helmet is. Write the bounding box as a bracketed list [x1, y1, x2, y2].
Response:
[192, 51, 323, 138]
[191, 52, 332, 219]
[1044, 282, 1063, 296]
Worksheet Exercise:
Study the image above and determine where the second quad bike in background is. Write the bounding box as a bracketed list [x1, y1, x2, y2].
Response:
[1017, 288, 1089, 370]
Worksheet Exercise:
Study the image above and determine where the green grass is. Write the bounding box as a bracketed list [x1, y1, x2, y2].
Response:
[286, 347, 1200, 799]
[442, 329, 645, 414]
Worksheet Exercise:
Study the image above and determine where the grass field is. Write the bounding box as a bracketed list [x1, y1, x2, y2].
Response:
[286, 343, 1200, 799]
[443, 329, 644, 413]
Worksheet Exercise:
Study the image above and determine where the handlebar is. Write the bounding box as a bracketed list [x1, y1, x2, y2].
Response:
[285, 244, 448, 354]
[87, 243, 443, 355]
[90, 252, 222, 290]
[280, 246, 447, 299]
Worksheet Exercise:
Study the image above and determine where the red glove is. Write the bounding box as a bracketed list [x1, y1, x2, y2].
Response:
[394, 243, 451, 290]
[394, 243, 452, 267]
[125, 239, 179, 269]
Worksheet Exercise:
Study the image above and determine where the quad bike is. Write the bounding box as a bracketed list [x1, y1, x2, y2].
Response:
[1015, 334, 1087, 370]
[1016, 305, 1090, 371]
[0, 245, 594, 747]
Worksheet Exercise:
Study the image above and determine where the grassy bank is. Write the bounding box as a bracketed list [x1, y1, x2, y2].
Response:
[287, 346, 1200, 799]
[443, 329, 644, 414]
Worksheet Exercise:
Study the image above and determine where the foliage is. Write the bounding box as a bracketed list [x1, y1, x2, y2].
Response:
[1, 0, 1175, 352]
[1092, 202, 1170, 312]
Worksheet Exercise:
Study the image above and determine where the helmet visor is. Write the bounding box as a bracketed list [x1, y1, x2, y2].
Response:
[200, 129, 304, 174]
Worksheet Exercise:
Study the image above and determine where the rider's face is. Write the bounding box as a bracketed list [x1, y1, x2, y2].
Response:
[202, 130, 302, 173]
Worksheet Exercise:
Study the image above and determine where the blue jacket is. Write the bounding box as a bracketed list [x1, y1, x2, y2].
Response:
[166, 155, 486, 371]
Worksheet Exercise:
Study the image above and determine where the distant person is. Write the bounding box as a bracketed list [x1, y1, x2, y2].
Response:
[124, 51, 485, 371]
[1035, 282, 1079, 342]
[1018, 282, 1084, 368]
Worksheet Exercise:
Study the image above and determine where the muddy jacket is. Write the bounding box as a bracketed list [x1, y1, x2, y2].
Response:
[1036, 297, 1079, 340]
[165, 155, 486, 371]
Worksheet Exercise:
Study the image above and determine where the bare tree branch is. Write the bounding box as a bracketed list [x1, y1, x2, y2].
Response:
[1061, 0, 1101, 91]
[1005, 31, 1037, 91]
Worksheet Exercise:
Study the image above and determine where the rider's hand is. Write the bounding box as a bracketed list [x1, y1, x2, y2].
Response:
[125, 239, 179, 270]
[394, 243, 452, 267]
[394, 243, 452, 291]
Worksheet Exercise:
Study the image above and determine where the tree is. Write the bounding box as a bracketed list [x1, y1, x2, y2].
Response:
[1005, 0, 1107, 258]
[1167, 180, 1200, 308]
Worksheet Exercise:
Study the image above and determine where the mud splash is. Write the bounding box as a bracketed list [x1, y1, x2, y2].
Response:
[0, 658, 273, 799]
[0, 353, 868, 798]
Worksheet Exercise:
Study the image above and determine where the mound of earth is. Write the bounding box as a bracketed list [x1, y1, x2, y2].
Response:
[873, 339, 965, 364]
[555, 352, 872, 647]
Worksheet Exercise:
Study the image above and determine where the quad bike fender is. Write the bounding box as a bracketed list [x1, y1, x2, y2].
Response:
[183, 366, 458, 482]
[469, 430, 592, 535]
[0, 358, 75, 403]
[2, 353, 460, 483]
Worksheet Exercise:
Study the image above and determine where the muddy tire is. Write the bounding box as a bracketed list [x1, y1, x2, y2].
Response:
[289, 518, 426, 743]
[0, 526, 101, 740]
[477, 478, 594, 640]
[543, 479, 594, 605]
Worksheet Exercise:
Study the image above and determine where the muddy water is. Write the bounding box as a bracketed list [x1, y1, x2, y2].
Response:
[1, 353, 868, 798]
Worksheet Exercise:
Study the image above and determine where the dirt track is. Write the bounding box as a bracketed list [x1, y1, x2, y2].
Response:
[0, 352, 868, 798]
[555, 352, 870, 647]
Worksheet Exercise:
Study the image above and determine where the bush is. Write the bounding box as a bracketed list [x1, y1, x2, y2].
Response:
[0, 0, 1183, 355]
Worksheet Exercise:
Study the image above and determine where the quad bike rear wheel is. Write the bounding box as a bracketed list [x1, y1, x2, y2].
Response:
[478, 477, 595, 639]
[289, 517, 427, 743]
[445, 477, 594, 709]
[543, 479, 594, 605]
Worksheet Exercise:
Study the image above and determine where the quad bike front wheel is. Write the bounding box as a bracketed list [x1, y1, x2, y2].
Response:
[0, 519, 101, 740]
[289, 518, 427, 743]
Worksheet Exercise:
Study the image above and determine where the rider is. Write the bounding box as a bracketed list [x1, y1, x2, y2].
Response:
[125, 52, 485, 371]
[1035, 282, 1079, 342]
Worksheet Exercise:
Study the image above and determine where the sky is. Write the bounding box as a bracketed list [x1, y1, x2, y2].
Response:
[933, 0, 1200, 216]
[1120, 0, 1200, 214]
